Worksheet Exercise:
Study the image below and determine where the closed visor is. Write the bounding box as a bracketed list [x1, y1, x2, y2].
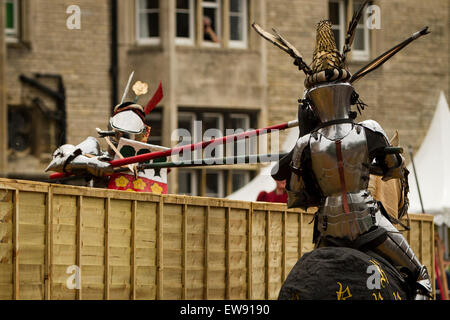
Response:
[109, 110, 145, 134]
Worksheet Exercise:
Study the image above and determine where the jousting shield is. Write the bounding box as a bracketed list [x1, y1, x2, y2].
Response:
[108, 138, 169, 194]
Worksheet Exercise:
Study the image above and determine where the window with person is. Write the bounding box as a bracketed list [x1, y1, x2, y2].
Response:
[136, 0, 160, 44]
[202, 0, 220, 44]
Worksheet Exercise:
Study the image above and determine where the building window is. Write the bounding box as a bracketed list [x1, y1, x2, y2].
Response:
[329, 0, 345, 51]
[175, 109, 258, 197]
[176, 0, 195, 44]
[5, 0, 19, 41]
[226, 113, 256, 157]
[146, 109, 163, 145]
[202, 0, 221, 45]
[232, 170, 250, 192]
[136, 0, 160, 44]
[229, 0, 248, 48]
[205, 170, 224, 197]
[329, 0, 370, 61]
[203, 112, 224, 158]
[351, 0, 370, 61]
[178, 169, 198, 196]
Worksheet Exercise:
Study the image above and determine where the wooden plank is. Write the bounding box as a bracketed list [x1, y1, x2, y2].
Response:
[431, 222, 435, 297]
[419, 220, 423, 261]
[156, 197, 164, 300]
[247, 203, 253, 300]
[13, 190, 19, 300]
[182, 200, 187, 300]
[131, 200, 137, 300]
[225, 207, 231, 300]
[265, 210, 270, 300]
[203, 205, 209, 299]
[104, 198, 110, 300]
[50, 183, 160, 202]
[44, 186, 53, 300]
[0, 179, 49, 193]
[76, 195, 82, 300]
[298, 212, 303, 258]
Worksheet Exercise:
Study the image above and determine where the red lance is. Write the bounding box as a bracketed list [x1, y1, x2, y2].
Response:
[49, 119, 299, 180]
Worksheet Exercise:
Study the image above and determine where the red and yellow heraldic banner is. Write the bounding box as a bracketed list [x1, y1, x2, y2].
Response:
[108, 173, 168, 195]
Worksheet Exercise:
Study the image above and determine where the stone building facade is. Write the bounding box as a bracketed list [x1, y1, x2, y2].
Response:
[0, 0, 448, 196]
[1, 0, 112, 178]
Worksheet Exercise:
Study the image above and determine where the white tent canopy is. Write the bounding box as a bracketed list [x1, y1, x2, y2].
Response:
[227, 126, 299, 201]
[407, 92, 450, 226]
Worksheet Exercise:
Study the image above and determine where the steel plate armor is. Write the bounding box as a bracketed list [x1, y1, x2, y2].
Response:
[285, 83, 432, 299]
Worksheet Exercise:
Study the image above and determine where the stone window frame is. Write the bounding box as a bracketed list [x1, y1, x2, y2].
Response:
[135, 0, 161, 45]
[5, 0, 19, 42]
[329, 0, 371, 62]
[132, 0, 250, 50]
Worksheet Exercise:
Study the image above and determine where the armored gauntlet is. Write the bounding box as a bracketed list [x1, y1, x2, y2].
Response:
[45, 137, 114, 178]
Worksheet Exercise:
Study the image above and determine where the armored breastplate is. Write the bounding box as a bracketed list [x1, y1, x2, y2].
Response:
[310, 123, 370, 196]
[310, 123, 376, 241]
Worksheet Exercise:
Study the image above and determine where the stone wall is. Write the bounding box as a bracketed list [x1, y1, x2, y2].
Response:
[5, 0, 111, 175]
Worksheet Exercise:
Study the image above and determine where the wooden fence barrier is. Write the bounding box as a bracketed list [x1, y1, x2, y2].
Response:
[0, 178, 434, 300]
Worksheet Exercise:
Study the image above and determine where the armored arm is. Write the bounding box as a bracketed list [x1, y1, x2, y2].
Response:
[275, 135, 322, 209]
[361, 120, 405, 181]
[45, 137, 114, 177]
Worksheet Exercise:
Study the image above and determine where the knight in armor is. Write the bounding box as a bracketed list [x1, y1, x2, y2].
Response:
[45, 74, 168, 194]
[253, 1, 432, 299]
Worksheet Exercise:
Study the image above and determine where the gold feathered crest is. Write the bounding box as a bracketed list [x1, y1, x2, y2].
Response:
[311, 20, 345, 73]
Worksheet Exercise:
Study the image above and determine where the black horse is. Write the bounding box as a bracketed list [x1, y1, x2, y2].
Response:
[278, 246, 413, 300]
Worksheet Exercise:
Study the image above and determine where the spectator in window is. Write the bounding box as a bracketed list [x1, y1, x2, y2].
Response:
[203, 16, 220, 43]
[257, 179, 288, 204]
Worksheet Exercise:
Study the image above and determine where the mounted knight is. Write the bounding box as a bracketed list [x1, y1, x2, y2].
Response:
[45, 73, 168, 194]
[253, 0, 432, 299]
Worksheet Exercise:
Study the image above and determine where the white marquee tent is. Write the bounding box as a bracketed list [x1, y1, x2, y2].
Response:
[407, 92, 450, 227]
